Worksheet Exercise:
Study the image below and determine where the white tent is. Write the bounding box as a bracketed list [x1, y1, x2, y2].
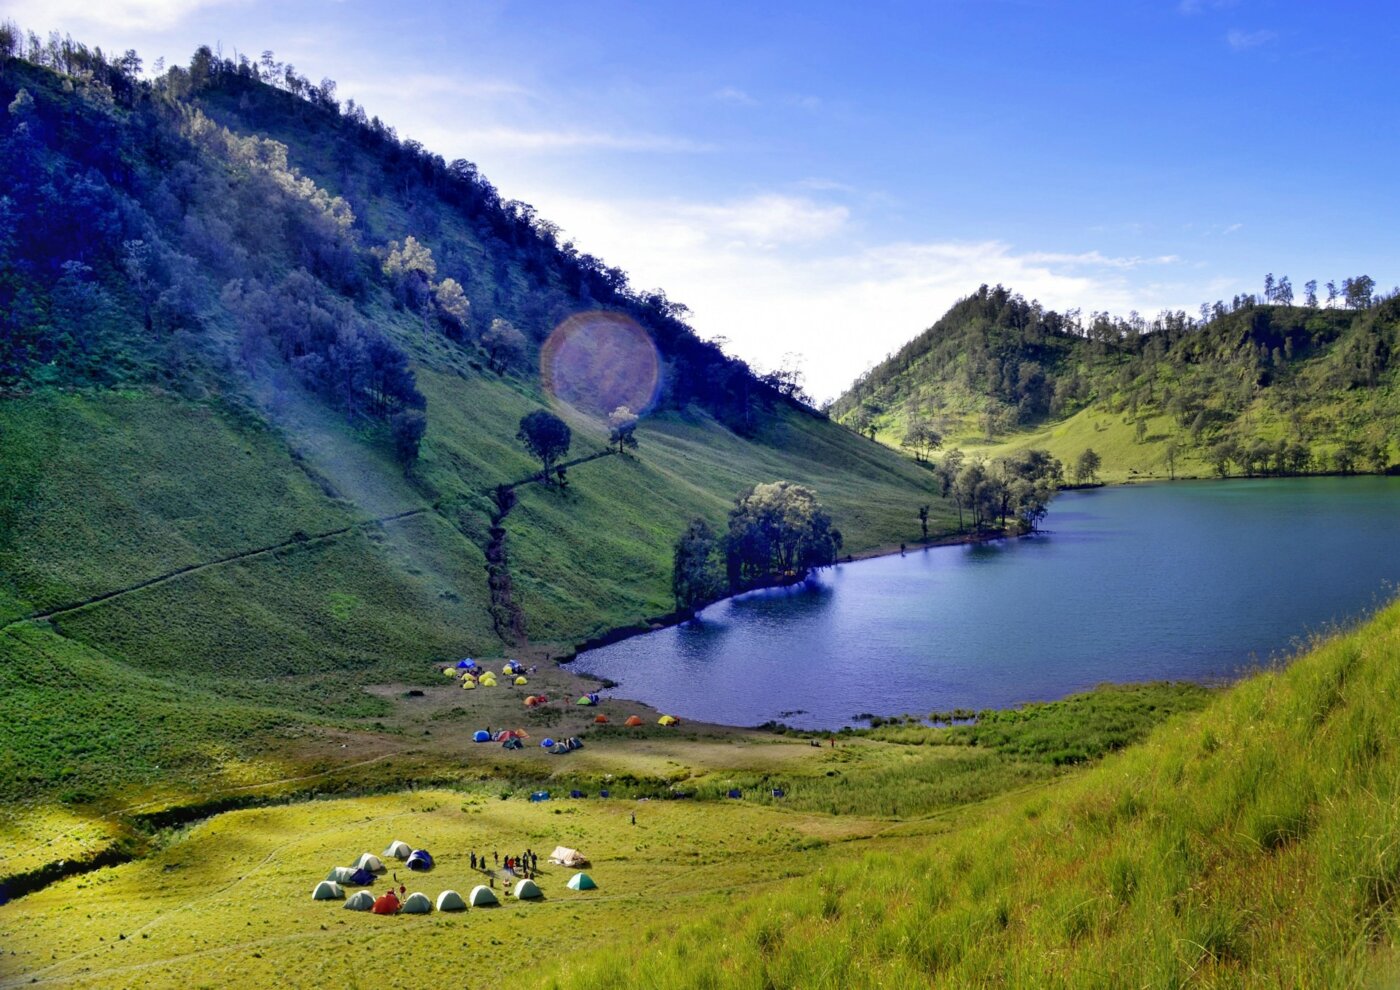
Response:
[513, 877, 542, 900]
[401, 892, 432, 914]
[344, 890, 375, 911]
[326, 866, 357, 884]
[436, 889, 467, 911]
[312, 880, 345, 900]
[383, 840, 412, 860]
[356, 852, 386, 873]
[549, 846, 589, 867]
[467, 884, 499, 907]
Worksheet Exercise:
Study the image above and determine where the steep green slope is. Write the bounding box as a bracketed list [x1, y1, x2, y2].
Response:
[833, 284, 1399, 483]
[551, 600, 1400, 988]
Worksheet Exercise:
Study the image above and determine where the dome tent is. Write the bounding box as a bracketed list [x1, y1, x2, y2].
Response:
[624, 715, 643, 727]
[383, 840, 412, 860]
[455, 658, 477, 669]
[541, 738, 555, 748]
[658, 715, 680, 726]
[344, 890, 375, 911]
[473, 729, 491, 742]
[594, 714, 609, 724]
[406, 849, 434, 872]
[575, 695, 595, 706]
[356, 853, 386, 873]
[467, 884, 499, 907]
[312, 880, 345, 900]
[514, 675, 528, 685]
[348, 867, 375, 886]
[326, 866, 357, 884]
[513, 877, 542, 900]
[401, 892, 432, 914]
[566, 872, 597, 891]
[436, 889, 467, 912]
[443, 667, 459, 678]
[461, 679, 477, 690]
[371, 892, 400, 915]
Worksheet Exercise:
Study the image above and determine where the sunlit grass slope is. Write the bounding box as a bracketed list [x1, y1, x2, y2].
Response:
[549, 601, 1400, 988]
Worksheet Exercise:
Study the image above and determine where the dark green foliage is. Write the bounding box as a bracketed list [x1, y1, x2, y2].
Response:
[724, 481, 842, 588]
[672, 517, 722, 611]
[516, 409, 571, 483]
[390, 409, 426, 469]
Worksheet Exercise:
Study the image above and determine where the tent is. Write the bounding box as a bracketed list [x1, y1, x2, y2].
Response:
[401, 892, 432, 914]
[541, 738, 556, 749]
[383, 840, 412, 860]
[624, 715, 643, 727]
[514, 676, 528, 685]
[356, 853, 386, 873]
[567, 737, 584, 750]
[566, 873, 597, 891]
[467, 884, 499, 907]
[569, 789, 585, 798]
[436, 889, 467, 912]
[326, 866, 357, 884]
[727, 789, 742, 799]
[549, 846, 589, 867]
[348, 867, 375, 886]
[406, 849, 434, 872]
[461, 679, 477, 691]
[658, 715, 680, 726]
[575, 695, 595, 706]
[473, 729, 492, 742]
[588, 693, 600, 704]
[529, 790, 551, 802]
[344, 890, 375, 911]
[455, 658, 477, 669]
[502, 738, 523, 750]
[443, 667, 459, 678]
[513, 877, 542, 900]
[594, 714, 609, 724]
[371, 892, 400, 915]
[312, 880, 345, 900]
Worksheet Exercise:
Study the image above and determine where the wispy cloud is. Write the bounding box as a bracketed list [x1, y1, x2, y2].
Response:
[0, 0, 242, 30]
[1226, 28, 1278, 50]
[1023, 250, 1179, 270]
[712, 86, 756, 105]
[340, 73, 532, 103]
[446, 127, 713, 154]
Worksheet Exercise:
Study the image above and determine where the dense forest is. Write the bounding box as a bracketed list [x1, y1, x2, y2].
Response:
[0, 27, 805, 442]
[832, 280, 1400, 478]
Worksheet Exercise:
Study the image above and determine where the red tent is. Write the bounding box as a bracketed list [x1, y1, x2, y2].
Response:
[624, 715, 643, 727]
[594, 714, 609, 724]
[371, 892, 400, 915]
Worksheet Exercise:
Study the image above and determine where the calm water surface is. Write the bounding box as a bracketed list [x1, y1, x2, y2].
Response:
[574, 477, 1400, 728]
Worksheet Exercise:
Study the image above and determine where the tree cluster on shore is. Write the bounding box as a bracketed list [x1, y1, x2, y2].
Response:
[672, 481, 842, 612]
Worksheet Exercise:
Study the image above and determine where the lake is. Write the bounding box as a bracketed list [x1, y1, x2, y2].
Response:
[573, 477, 1400, 729]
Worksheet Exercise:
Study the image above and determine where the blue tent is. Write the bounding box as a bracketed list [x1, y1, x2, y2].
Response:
[772, 788, 786, 798]
[406, 849, 434, 872]
[569, 789, 585, 798]
[599, 789, 610, 798]
[727, 789, 742, 799]
[348, 867, 375, 886]
[473, 730, 491, 742]
[541, 738, 555, 748]
[529, 790, 551, 802]
[455, 658, 477, 669]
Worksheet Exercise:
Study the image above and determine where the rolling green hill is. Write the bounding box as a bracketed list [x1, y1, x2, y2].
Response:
[832, 283, 1400, 483]
[0, 40, 949, 829]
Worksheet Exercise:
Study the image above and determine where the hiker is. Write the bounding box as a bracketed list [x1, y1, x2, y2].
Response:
[470, 851, 477, 869]
[630, 812, 636, 826]
[494, 850, 499, 865]
[829, 736, 836, 748]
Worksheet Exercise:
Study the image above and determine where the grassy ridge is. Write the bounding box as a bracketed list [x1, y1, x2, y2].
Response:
[548, 602, 1400, 988]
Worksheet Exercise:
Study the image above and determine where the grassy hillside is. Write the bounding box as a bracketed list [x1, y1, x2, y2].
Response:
[833, 284, 1400, 483]
[549, 600, 1400, 988]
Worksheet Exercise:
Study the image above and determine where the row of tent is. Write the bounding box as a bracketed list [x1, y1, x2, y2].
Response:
[325, 844, 433, 889]
[313, 876, 594, 910]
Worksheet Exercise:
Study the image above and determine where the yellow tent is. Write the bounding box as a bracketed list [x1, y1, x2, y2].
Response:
[443, 667, 459, 678]
[461, 679, 477, 690]
[658, 715, 679, 726]
[514, 676, 528, 685]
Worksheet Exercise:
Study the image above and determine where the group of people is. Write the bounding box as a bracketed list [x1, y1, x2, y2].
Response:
[469, 848, 540, 881]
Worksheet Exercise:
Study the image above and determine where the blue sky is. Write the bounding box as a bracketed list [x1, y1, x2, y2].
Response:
[6, 0, 1398, 399]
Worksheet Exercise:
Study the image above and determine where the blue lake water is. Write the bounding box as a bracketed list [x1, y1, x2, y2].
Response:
[573, 477, 1400, 728]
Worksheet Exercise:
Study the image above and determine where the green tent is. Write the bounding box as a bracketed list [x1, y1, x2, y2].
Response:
[467, 884, 499, 907]
[436, 889, 467, 911]
[401, 892, 432, 914]
[566, 872, 597, 891]
[513, 877, 543, 900]
[344, 890, 375, 911]
[312, 880, 345, 900]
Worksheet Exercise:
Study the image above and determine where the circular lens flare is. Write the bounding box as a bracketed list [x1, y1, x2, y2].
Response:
[540, 311, 661, 417]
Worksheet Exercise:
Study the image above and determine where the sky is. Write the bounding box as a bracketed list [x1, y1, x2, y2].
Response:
[5, 0, 1398, 401]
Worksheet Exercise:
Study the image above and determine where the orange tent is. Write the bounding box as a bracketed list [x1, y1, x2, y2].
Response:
[624, 715, 643, 727]
[594, 714, 609, 724]
[371, 892, 400, 915]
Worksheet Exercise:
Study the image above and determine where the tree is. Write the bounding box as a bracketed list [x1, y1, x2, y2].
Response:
[1263, 272, 1275, 304]
[380, 235, 436, 308]
[481, 317, 526, 374]
[1165, 439, 1179, 480]
[433, 277, 470, 337]
[390, 410, 427, 472]
[517, 409, 571, 484]
[1343, 275, 1375, 310]
[724, 481, 842, 588]
[1073, 448, 1101, 485]
[1275, 275, 1293, 307]
[1304, 279, 1318, 308]
[917, 504, 929, 540]
[1326, 281, 1339, 307]
[121, 239, 157, 332]
[608, 405, 639, 454]
[900, 418, 943, 462]
[672, 518, 723, 612]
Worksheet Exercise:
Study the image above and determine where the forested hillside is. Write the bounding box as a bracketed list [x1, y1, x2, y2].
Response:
[0, 31, 948, 815]
[832, 282, 1400, 482]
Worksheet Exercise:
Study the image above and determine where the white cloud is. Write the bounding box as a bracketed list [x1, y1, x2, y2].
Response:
[0, 0, 241, 30]
[526, 190, 1190, 403]
[1226, 28, 1277, 50]
[712, 86, 756, 105]
[443, 126, 713, 154]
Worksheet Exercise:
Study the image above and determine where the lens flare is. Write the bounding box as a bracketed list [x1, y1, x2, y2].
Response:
[540, 311, 661, 416]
